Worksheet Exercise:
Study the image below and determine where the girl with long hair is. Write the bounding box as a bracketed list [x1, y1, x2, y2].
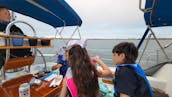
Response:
[59, 44, 100, 97]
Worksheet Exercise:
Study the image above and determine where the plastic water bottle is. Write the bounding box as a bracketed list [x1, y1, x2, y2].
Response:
[19, 83, 30, 97]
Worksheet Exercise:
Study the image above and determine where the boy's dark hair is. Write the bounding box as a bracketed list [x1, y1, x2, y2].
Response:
[112, 42, 138, 64]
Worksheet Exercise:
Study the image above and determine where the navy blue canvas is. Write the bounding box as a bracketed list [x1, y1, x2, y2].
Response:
[144, 0, 172, 27]
[0, 0, 82, 27]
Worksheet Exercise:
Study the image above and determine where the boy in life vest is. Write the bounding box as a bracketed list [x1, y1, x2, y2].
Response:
[112, 42, 154, 97]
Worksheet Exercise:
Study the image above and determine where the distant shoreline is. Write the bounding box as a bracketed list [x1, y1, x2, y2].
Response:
[52, 38, 172, 40]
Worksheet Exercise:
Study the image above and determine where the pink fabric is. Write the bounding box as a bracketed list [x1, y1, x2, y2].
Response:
[66, 77, 78, 97]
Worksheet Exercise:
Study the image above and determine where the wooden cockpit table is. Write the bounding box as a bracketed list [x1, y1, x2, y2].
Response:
[0, 74, 62, 97]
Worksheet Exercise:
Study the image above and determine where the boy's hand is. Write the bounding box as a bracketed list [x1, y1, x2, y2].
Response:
[91, 56, 102, 64]
[97, 69, 103, 75]
[90, 58, 96, 65]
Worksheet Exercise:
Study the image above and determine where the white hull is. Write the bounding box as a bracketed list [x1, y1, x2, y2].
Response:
[148, 63, 172, 97]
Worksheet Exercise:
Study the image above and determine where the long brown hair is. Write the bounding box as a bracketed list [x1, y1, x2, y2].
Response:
[68, 44, 99, 97]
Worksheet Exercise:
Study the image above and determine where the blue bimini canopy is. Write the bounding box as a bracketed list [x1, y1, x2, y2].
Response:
[0, 0, 82, 28]
[144, 0, 172, 27]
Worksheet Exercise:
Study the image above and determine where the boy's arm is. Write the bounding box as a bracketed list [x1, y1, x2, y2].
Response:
[92, 56, 113, 77]
[120, 93, 130, 97]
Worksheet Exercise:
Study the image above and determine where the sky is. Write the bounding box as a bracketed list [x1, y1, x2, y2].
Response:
[14, 0, 172, 39]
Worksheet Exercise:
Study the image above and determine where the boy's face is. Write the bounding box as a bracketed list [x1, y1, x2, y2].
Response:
[113, 52, 125, 65]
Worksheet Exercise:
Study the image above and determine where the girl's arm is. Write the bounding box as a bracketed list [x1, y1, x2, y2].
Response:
[59, 77, 67, 97]
[52, 63, 62, 70]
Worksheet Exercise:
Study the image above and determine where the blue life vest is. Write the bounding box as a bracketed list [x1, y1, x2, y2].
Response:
[57, 55, 69, 77]
[0, 21, 9, 25]
[114, 64, 154, 97]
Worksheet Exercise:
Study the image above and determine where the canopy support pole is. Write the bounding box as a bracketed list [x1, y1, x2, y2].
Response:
[137, 27, 149, 49]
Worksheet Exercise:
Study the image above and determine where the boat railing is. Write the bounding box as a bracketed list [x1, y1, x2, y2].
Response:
[34, 44, 172, 72]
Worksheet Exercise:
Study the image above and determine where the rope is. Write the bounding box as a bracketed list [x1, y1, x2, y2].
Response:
[163, 42, 172, 49]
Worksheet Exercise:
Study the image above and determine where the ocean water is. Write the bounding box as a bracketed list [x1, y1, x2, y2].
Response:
[35, 39, 172, 70]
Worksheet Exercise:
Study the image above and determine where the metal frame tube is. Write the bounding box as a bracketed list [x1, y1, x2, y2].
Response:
[36, 49, 47, 71]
